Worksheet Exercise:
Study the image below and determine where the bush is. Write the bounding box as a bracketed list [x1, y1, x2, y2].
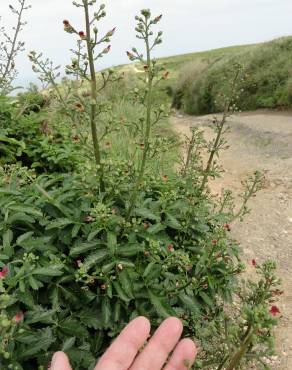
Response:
[0, 2, 281, 370]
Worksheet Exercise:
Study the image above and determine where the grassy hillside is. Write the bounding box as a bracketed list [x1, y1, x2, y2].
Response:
[162, 36, 292, 114]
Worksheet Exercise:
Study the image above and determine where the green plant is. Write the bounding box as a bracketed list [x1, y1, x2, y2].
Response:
[0, 3, 281, 370]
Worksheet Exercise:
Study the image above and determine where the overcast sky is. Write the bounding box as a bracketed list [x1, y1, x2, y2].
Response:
[1, 0, 292, 89]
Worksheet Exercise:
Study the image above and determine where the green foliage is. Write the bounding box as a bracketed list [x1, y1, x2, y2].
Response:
[0, 3, 282, 370]
[173, 36, 292, 114]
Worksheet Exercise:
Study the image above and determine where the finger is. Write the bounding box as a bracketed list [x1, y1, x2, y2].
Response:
[130, 317, 183, 370]
[50, 351, 72, 370]
[164, 338, 197, 370]
[95, 316, 151, 370]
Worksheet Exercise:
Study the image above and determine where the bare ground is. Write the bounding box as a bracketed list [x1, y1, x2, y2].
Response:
[172, 110, 292, 370]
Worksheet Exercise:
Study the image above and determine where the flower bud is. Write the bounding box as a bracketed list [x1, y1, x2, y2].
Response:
[126, 51, 135, 61]
[79, 31, 87, 40]
[106, 27, 116, 37]
[153, 14, 163, 24]
[102, 45, 111, 54]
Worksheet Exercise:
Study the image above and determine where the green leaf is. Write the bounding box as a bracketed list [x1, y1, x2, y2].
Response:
[135, 208, 159, 221]
[83, 249, 108, 269]
[101, 297, 111, 328]
[8, 212, 35, 224]
[143, 262, 156, 278]
[107, 231, 117, 254]
[199, 291, 213, 307]
[69, 241, 100, 257]
[113, 281, 131, 302]
[29, 275, 40, 290]
[8, 205, 42, 217]
[46, 218, 74, 230]
[60, 318, 88, 337]
[79, 309, 102, 329]
[148, 289, 176, 318]
[18, 328, 54, 358]
[16, 231, 34, 245]
[25, 309, 56, 324]
[119, 270, 134, 299]
[147, 223, 165, 234]
[33, 265, 64, 277]
[62, 337, 76, 352]
[179, 293, 201, 314]
[165, 213, 181, 230]
[117, 244, 144, 257]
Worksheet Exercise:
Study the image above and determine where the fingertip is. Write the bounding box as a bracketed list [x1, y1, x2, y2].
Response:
[163, 316, 184, 334]
[50, 351, 72, 370]
[131, 316, 151, 333]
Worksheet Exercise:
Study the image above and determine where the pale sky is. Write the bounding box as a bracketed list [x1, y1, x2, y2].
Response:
[1, 0, 292, 88]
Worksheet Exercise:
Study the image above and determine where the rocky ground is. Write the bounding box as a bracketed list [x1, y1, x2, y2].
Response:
[172, 110, 292, 370]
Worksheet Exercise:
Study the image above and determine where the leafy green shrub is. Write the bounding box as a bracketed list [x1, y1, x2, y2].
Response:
[0, 96, 83, 172]
[0, 2, 281, 370]
[0, 167, 280, 369]
[17, 91, 47, 114]
[174, 36, 292, 114]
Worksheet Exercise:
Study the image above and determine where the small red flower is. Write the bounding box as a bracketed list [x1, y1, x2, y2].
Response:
[224, 223, 231, 232]
[78, 31, 86, 39]
[168, 244, 174, 252]
[202, 283, 209, 290]
[269, 305, 280, 316]
[162, 175, 168, 182]
[63, 20, 70, 26]
[211, 239, 218, 246]
[251, 259, 257, 267]
[14, 311, 24, 323]
[153, 14, 163, 23]
[0, 266, 9, 279]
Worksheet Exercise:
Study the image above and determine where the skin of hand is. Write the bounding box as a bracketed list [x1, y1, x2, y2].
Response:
[49, 316, 197, 370]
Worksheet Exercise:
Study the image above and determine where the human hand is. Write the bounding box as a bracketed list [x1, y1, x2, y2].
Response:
[50, 316, 197, 370]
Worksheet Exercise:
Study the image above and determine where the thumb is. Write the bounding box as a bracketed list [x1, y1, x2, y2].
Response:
[50, 351, 72, 370]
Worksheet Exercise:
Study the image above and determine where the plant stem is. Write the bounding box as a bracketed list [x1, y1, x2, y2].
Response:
[83, 0, 105, 192]
[200, 68, 240, 192]
[0, 0, 26, 90]
[126, 23, 153, 219]
[225, 328, 254, 370]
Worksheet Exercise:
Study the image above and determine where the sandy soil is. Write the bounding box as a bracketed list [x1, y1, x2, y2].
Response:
[172, 110, 292, 370]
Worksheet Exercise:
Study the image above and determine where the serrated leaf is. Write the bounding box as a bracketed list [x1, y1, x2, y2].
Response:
[33, 265, 64, 277]
[60, 318, 88, 337]
[82, 249, 108, 269]
[199, 291, 213, 307]
[165, 213, 181, 230]
[69, 241, 100, 257]
[179, 293, 201, 314]
[117, 244, 143, 257]
[148, 289, 175, 318]
[62, 337, 76, 352]
[135, 207, 159, 221]
[16, 231, 34, 245]
[113, 281, 131, 302]
[143, 262, 156, 278]
[107, 231, 117, 254]
[25, 308, 56, 324]
[46, 218, 74, 230]
[147, 223, 165, 234]
[119, 270, 134, 299]
[18, 328, 54, 358]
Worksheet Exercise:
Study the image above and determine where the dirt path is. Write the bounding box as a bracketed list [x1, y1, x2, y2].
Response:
[172, 110, 292, 370]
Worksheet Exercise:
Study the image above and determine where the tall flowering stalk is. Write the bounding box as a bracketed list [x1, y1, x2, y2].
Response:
[63, 1, 116, 191]
[126, 10, 165, 218]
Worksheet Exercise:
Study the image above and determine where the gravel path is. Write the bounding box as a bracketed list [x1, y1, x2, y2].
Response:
[172, 110, 292, 370]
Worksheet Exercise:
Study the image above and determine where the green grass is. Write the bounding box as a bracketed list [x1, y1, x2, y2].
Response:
[161, 36, 292, 114]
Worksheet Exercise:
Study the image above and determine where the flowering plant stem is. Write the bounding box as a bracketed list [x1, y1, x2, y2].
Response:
[83, 0, 105, 192]
[126, 22, 153, 219]
[200, 67, 241, 192]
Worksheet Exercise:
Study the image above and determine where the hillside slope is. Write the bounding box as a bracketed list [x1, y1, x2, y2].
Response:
[167, 36, 292, 114]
